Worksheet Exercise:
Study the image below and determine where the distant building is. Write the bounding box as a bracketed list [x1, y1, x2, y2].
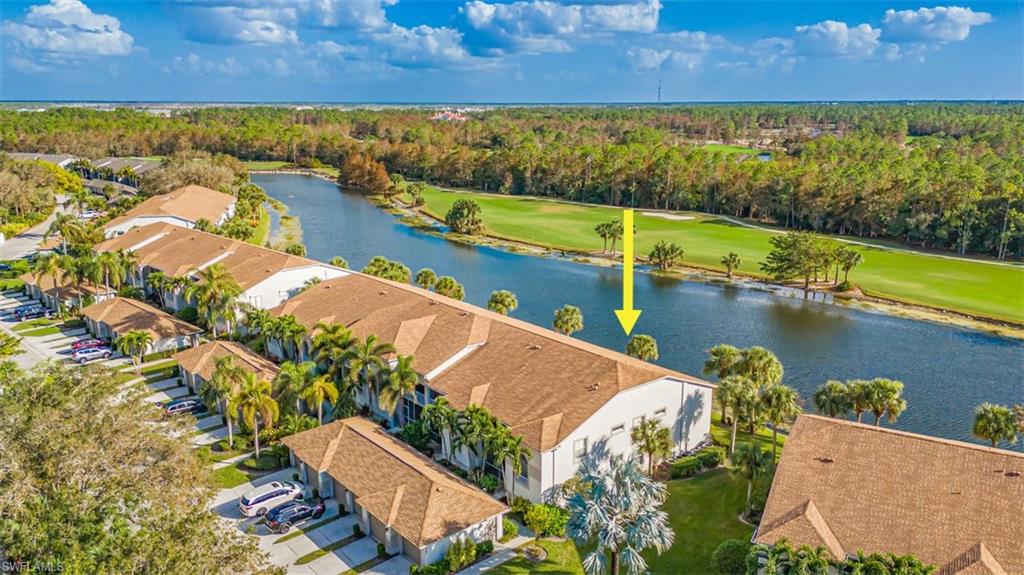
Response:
[3, 152, 79, 168]
[753, 414, 1023, 573]
[430, 109, 467, 122]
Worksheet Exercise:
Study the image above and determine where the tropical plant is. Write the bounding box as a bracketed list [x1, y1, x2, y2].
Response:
[241, 306, 274, 353]
[31, 252, 62, 295]
[710, 539, 750, 575]
[421, 397, 456, 459]
[721, 252, 742, 278]
[301, 374, 339, 425]
[272, 360, 318, 416]
[648, 241, 684, 270]
[310, 321, 356, 382]
[972, 403, 1018, 447]
[445, 198, 483, 234]
[730, 442, 771, 519]
[837, 247, 864, 284]
[491, 432, 532, 500]
[626, 334, 658, 361]
[361, 255, 411, 282]
[342, 334, 395, 416]
[115, 330, 152, 373]
[848, 379, 873, 423]
[553, 304, 583, 336]
[719, 375, 756, 453]
[866, 378, 907, 426]
[95, 251, 126, 296]
[184, 263, 242, 338]
[812, 380, 851, 419]
[594, 222, 612, 253]
[45, 212, 84, 252]
[736, 346, 783, 389]
[234, 373, 279, 457]
[486, 289, 518, 315]
[270, 314, 307, 360]
[704, 344, 743, 421]
[434, 276, 465, 300]
[761, 385, 802, 461]
[145, 271, 170, 308]
[414, 268, 437, 290]
[630, 416, 673, 475]
[453, 404, 496, 470]
[378, 354, 417, 418]
[206, 355, 248, 448]
[328, 256, 348, 269]
[0, 332, 22, 358]
[567, 458, 674, 575]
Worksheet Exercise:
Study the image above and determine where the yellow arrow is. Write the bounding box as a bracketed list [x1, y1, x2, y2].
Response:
[614, 208, 642, 335]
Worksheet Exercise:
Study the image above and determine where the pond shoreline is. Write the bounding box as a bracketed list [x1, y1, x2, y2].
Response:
[258, 170, 1023, 340]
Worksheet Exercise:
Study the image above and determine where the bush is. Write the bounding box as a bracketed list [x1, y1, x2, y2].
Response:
[376, 542, 387, 557]
[444, 537, 478, 572]
[711, 539, 750, 574]
[416, 559, 450, 575]
[697, 446, 727, 468]
[501, 517, 518, 541]
[353, 523, 363, 537]
[476, 540, 494, 556]
[478, 474, 499, 493]
[510, 496, 533, 516]
[835, 280, 853, 292]
[524, 504, 568, 538]
[242, 453, 282, 471]
[215, 435, 251, 452]
[176, 306, 199, 323]
[400, 419, 432, 453]
[670, 456, 703, 479]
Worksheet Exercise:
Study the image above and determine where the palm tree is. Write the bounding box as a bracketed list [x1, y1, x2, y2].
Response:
[301, 374, 339, 425]
[60, 255, 97, 311]
[626, 334, 658, 361]
[553, 304, 583, 336]
[184, 263, 242, 338]
[867, 378, 907, 426]
[95, 251, 125, 297]
[731, 442, 771, 519]
[648, 241, 684, 270]
[146, 271, 170, 308]
[434, 276, 465, 300]
[235, 373, 279, 457]
[46, 213, 84, 254]
[206, 355, 248, 448]
[790, 545, 832, 574]
[31, 253, 62, 296]
[270, 314, 307, 360]
[703, 344, 742, 422]
[594, 222, 611, 253]
[487, 290, 518, 315]
[762, 385, 802, 461]
[422, 397, 456, 460]
[241, 306, 274, 354]
[492, 433, 531, 500]
[721, 252, 741, 278]
[737, 346, 783, 388]
[566, 458, 674, 575]
[454, 405, 495, 471]
[839, 248, 864, 283]
[379, 354, 417, 420]
[272, 360, 318, 416]
[630, 416, 673, 475]
[414, 268, 437, 290]
[311, 321, 356, 381]
[848, 379, 873, 423]
[719, 375, 755, 453]
[115, 330, 152, 373]
[343, 334, 395, 414]
[607, 220, 624, 254]
[972, 403, 1018, 447]
[812, 380, 850, 419]
[328, 256, 349, 269]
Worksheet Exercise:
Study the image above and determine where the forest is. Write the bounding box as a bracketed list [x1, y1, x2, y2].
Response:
[1, 103, 1021, 258]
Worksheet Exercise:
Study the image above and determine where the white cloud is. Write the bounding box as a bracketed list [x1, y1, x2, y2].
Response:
[627, 47, 670, 71]
[627, 30, 725, 71]
[793, 20, 881, 58]
[298, 0, 395, 30]
[175, 4, 299, 45]
[254, 56, 291, 76]
[314, 40, 366, 59]
[882, 6, 991, 42]
[171, 52, 247, 75]
[371, 23, 474, 68]
[2, 0, 134, 67]
[462, 0, 660, 54]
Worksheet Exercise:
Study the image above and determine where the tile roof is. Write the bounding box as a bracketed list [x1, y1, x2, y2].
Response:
[282, 417, 506, 547]
[104, 184, 235, 230]
[173, 340, 279, 383]
[81, 297, 202, 341]
[755, 415, 1024, 574]
[20, 272, 103, 299]
[94, 222, 321, 289]
[270, 274, 711, 451]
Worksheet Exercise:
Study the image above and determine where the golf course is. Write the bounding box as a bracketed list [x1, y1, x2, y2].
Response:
[405, 185, 1024, 324]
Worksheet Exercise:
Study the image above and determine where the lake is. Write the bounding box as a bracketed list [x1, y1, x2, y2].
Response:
[255, 173, 1024, 449]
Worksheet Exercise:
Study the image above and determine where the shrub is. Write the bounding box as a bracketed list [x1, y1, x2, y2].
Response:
[444, 537, 478, 572]
[501, 517, 518, 541]
[376, 542, 387, 557]
[524, 504, 568, 538]
[478, 474, 499, 493]
[215, 435, 251, 452]
[476, 540, 494, 556]
[510, 496, 533, 516]
[353, 523, 363, 537]
[242, 454, 282, 471]
[670, 456, 703, 479]
[400, 419, 432, 453]
[176, 306, 199, 323]
[835, 280, 853, 292]
[711, 539, 750, 574]
[292, 472, 300, 482]
[417, 559, 450, 575]
[697, 446, 727, 468]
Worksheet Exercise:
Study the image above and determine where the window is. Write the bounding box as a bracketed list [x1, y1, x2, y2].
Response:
[654, 408, 666, 419]
[573, 438, 588, 463]
[611, 424, 625, 436]
[248, 294, 263, 308]
[518, 455, 529, 480]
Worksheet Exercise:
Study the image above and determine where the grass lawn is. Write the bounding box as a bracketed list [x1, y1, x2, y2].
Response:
[702, 143, 769, 156]
[12, 318, 58, 332]
[211, 464, 251, 489]
[406, 186, 1024, 323]
[250, 205, 271, 246]
[487, 540, 584, 575]
[244, 160, 291, 171]
[20, 325, 61, 337]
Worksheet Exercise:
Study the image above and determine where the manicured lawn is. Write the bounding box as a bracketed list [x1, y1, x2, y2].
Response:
[19, 325, 60, 337]
[251, 205, 271, 246]
[645, 468, 754, 574]
[710, 410, 786, 463]
[12, 318, 58, 332]
[406, 186, 1024, 322]
[244, 160, 291, 171]
[211, 464, 251, 489]
[488, 540, 584, 575]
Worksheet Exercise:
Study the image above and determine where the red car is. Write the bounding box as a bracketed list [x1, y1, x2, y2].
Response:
[71, 338, 107, 351]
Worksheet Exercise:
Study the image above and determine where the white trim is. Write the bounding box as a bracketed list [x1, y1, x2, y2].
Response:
[423, 342, 486, 381]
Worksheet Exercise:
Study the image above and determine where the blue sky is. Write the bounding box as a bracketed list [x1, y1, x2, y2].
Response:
[1, 0, 1020, 102]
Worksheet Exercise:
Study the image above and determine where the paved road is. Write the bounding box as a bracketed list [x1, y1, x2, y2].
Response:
[0, 200, 65, 260]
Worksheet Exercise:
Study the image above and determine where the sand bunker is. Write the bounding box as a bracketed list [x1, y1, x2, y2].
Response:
[642, 212, 695, 221]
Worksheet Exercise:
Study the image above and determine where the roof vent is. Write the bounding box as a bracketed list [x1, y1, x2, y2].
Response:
[458, 311, 470, 317]
[1006, 471, 1021, 478]
[586, 383, 600, 391]
[379, 290, 387, 295]
[528, 344, 541, 350]
[815, 457, 834, 464]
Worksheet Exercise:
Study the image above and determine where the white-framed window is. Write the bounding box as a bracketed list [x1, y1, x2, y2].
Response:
[518, 455, 529, 480]
[573, 438, 588, 463]
[611, 424, 625, 436]
[249, 294, 263, 308]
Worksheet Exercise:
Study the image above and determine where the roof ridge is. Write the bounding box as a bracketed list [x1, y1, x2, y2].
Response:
[800, 414, 1024, 458]
[937, 542, 1007, 575]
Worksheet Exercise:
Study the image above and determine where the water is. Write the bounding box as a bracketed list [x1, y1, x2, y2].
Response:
[255, 174, 1024, 449]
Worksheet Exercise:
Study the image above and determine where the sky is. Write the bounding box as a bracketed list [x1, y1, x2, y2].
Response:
[0, 0, 1021, 102]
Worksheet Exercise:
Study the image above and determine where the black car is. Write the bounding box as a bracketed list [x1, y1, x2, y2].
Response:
[13, 306, 52, 321]
[264, 498, 326, 534]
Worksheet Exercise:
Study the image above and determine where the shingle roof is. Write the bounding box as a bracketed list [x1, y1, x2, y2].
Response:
[755, 415, 1024, 574]
[81, 297, 202, 340]
[91, 157, 162, 175]
[94, 222, 321, 289]
[270, 274, 711, 451]
[104, 184, 235, 230]
[173, 340, 279, 382]
[282, 417, 506, 547]
[20, 272, 104, 299]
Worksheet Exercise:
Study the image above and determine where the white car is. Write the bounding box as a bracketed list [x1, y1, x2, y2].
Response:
[71, 346, 112, 364]
[238, 481, 304, 517]
[79, 209, 101, 219]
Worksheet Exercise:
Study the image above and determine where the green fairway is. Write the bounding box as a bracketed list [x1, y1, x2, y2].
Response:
[407, 186, 1024, 323]
[244, 160, 290, 171]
